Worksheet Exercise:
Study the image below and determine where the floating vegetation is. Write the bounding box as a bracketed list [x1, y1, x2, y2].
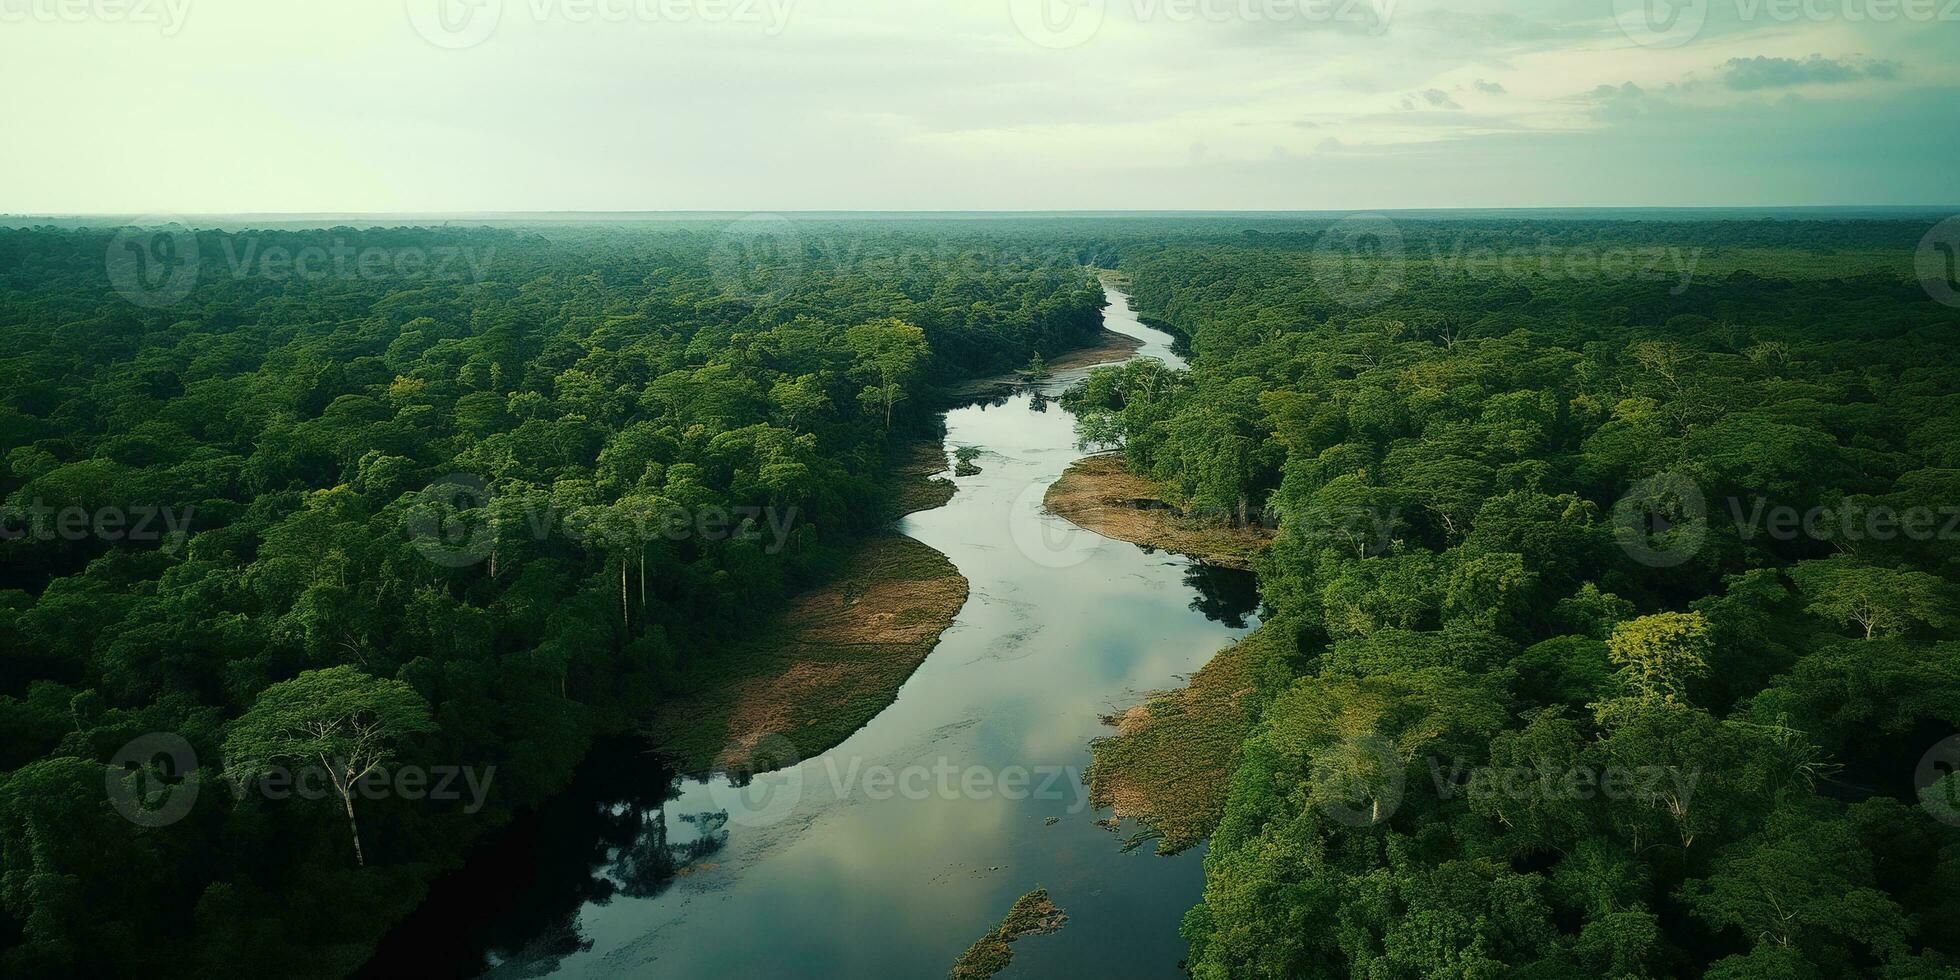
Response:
[947, 888, 1068, 980]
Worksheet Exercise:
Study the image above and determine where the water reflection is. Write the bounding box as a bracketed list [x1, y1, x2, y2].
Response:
[364, 741, 738, 978]
[1184, 562, 1262, 629]
[367, 286, 1249, 978]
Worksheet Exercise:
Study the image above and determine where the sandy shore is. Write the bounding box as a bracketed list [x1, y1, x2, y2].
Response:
[1043, 454, 1270, 569]
[1045, 451, 1277, 854]
[646, 534, 970, 774]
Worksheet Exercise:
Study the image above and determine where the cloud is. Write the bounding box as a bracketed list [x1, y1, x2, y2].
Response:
[1586, 81, 1652, 123]
[1418, 88, 1462, 110]
[1474, 79, 1507, 95]
[1591, 82, 1644, 100]
[1722, 55, 1903, 91]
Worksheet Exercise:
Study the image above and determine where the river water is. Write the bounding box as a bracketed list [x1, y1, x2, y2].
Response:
[369, 286, 1258, 978]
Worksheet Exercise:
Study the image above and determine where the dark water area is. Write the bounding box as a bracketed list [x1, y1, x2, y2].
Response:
[367, 287, 1257, 978]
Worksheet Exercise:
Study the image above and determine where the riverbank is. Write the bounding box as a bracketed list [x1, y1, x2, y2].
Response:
[890, 437, 959, 517]
[646, 532, 969, 773]
[1084, 623, 1290, 854]
[645, 324, 1158, 775]
[373, 281, 1238, 977]
[1043, 454, 1269, 569]
[1044, 329, 1143, 372]
[1046, 452, 1277, 854]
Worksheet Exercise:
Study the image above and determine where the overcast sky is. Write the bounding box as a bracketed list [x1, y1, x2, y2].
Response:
[3, 0, 1956, 212]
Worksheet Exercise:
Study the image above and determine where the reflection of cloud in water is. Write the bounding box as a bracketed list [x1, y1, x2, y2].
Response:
[395, 288, 1241, 978]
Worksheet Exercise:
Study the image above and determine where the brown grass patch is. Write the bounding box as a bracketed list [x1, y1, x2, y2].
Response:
[647, 535, 969, 773]
[1044, 454, 1270, 570]
[1044, 329, 1144, 372]
[1085, 623, 1289, 854]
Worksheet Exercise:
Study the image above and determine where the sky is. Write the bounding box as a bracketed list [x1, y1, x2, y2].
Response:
[2, 0, 1956, 213]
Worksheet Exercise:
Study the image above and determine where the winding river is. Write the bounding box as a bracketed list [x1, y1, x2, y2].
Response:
[370, 286, 1258, 977]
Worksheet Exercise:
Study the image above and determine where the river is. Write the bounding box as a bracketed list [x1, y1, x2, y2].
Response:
[367, 285, 1258, 978]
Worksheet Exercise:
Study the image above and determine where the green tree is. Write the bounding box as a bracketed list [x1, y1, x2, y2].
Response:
[1789, 556, 1957, 640]
[222, 666, 435, 867]
[845, 319, 929, 432]
[1604, 611, 1712, 705]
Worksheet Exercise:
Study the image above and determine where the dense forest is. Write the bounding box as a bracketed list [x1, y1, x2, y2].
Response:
[6, 213, 1960, 978]
[1067, 218, 1960, 977]
[0, 221, 1102, 976]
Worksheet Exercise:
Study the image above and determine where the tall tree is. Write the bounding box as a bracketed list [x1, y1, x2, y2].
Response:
[222, 666, 435, 867]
